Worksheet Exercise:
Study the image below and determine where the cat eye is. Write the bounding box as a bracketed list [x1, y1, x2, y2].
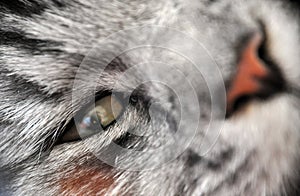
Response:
[60, 95, 124, 143]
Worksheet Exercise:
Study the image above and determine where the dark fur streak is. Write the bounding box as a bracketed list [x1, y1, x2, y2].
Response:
[104, 57, 129, 73]
[206, 148, 234, 170]
[0, 0, 65, 17]
[0, 29, 63, 55]
[114, 132, 145, 150]
[206, 152, 254, 195]
[184, 149, 202, 168]
[0, 68, 63, 101]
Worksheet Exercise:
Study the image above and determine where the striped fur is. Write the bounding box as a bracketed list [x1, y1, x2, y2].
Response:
[0, 0, 300, 195]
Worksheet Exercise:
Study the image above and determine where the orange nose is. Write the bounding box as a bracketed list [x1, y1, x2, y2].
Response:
[226, 34, 269, 115]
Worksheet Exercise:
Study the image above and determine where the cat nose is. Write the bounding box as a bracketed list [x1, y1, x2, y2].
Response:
[226, 33, 285, 116]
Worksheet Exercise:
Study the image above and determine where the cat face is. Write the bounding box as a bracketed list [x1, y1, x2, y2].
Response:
[0, 0, 299, 195]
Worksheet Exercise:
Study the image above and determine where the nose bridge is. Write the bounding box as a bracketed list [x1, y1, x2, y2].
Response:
[148, 80, 215, 152]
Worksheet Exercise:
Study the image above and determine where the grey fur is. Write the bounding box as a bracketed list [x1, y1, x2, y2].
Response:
[0, 0, 300, 195]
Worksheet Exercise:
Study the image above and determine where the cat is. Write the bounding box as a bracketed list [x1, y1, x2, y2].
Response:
[0, 0, 299, 195]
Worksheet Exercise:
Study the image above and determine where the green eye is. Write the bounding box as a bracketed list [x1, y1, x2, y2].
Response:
[60, 95, 124, 143]
[85, 95, 123, 128]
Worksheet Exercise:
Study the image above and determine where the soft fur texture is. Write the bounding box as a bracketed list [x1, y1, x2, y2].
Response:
[0, 0, 300, 195]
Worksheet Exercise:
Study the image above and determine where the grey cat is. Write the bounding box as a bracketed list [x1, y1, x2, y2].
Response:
[0, 0, 299, 195]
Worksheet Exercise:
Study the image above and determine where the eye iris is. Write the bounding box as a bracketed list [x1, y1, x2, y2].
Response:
[59, 94, 124, 143]
[79, 95, 123, 134]
[80, 114, 100, 131]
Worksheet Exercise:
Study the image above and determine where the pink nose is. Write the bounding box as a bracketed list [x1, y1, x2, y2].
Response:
[226, 33, 269, 115]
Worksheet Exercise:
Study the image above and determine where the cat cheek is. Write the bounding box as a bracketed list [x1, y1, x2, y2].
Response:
[59, 166, 115, 195]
